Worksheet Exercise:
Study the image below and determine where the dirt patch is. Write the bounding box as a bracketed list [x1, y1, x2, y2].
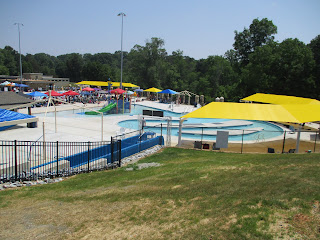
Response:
[221, 214, 237, 230]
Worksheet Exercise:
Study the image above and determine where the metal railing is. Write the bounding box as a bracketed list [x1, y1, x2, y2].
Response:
[0, 128, 164, 183]
[177, 128, 320, 154]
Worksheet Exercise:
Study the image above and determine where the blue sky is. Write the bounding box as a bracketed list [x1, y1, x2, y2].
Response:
[0, 0, 319, 59]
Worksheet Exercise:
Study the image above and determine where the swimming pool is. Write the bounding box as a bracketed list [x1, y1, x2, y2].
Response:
[34, 103, 284, 141]
[118, 117, 284, 142]
[121, 105, 284, 142]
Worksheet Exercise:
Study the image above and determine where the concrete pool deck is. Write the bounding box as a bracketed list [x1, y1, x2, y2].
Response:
[0, 100, 318, 150]
[0, 100, 197, 144]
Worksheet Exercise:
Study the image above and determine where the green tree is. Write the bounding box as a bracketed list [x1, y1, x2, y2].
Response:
[196, 55, 238, 101]
[242, 39, 315, 98]
[308, 35, 320, 98]
[0, 49, 9, 75]
[57, 53, 83, 82]
[2, 46, 18, 75]
[233, 18, 277, 66]
[167, 50, 197, 91]
[33, 53, 56, 75]
[128, 37, 167, 88]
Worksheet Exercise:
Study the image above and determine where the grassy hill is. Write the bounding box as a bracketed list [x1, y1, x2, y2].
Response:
[1, 148, 319, 239]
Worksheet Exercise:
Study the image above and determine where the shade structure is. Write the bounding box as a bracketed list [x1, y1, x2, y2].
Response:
[63, 90, 80, 96]
[0, 108, 37, 128]
[82, 87, 95, 91]
[45, 90, 63, 97]
[77, 81, 109, 87]
[26, 91, 47, 98]
[118, 82, 139, 88]
[127, 90, 134, 95]
[76, 81, 139, 88]
[182, 102, 320, 124]
[144, 87, 162, 93]
[93, 88, 102, 91]
[159, 89, 178, 94]
[111, 88, 126, 94]
[241, 93, 320, 105]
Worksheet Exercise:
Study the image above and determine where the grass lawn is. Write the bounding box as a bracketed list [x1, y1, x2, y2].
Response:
[0, 147, 320, 239]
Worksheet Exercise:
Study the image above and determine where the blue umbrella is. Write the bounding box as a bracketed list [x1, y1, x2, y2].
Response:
[134, 89, 144, 92]
[81, 91, 91, 95]
[26, 91, 47, 97]
[159, 89, 178, 94]
[15, 83, 29, 87]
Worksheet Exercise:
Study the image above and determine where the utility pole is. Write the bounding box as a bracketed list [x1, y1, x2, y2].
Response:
[117, 12, 126, 89]
[14, 23, 24, 90]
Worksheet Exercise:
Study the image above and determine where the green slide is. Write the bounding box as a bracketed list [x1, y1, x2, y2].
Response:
[85, 103, 117, 115]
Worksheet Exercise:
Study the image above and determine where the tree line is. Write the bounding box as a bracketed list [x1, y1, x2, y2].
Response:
[0, 18, 319, 102]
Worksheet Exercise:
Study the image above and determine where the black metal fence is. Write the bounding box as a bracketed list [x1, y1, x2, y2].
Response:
[0, 129, 164, 183]
[178, 128, 320, 154]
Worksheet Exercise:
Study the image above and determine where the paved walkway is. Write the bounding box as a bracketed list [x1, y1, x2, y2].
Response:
[0, 101, 195, 144]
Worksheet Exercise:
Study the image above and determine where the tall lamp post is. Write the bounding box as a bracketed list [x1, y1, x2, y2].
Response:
[14, 23, 24, 89]
[117, 12, 126, 89]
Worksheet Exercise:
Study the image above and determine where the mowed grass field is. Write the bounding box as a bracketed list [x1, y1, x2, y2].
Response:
[0, 148, 320, 239]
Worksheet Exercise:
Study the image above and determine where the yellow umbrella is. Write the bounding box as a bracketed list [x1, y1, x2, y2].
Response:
[144, 87, 162, 93]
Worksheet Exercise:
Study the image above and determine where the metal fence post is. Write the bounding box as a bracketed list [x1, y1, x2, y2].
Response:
[118, 140, 122, 167]
[14, 140, 18, 181]
[201, 127, 204, 149]
[56, 141, 59, 177]
[241, 130, 244, 154]
[111, 137, 114, 169]
[87, 141, 90, 173]
[282, 131, 287, 154]
[314, 131, 318, 153]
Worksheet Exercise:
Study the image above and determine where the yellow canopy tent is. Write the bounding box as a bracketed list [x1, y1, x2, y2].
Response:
[241, 93, 320, 105]
[76, 81, 139, 88]
[144, 87, 162, 93]
[144, 87, 162, 100]
[112, 82, 140, 88]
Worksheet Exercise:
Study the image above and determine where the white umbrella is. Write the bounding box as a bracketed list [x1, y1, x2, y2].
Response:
[0, 81, 11, 86]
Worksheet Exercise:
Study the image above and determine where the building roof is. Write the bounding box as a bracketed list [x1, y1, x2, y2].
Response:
[0, 91, 35, 110]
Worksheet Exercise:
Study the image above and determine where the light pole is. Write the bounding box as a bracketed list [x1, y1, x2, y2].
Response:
[117, 12, 126, 89]
[14, 23, 24, 90]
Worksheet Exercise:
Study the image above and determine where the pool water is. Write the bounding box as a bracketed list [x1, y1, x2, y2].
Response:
[118, 118, 284, 142]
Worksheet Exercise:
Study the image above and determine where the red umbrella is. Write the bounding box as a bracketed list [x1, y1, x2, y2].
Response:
[45, 90, 63, 96]
[63, 90, 80, 96]
[111, 88, 126, 94]
[82, 87, 95, 91]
